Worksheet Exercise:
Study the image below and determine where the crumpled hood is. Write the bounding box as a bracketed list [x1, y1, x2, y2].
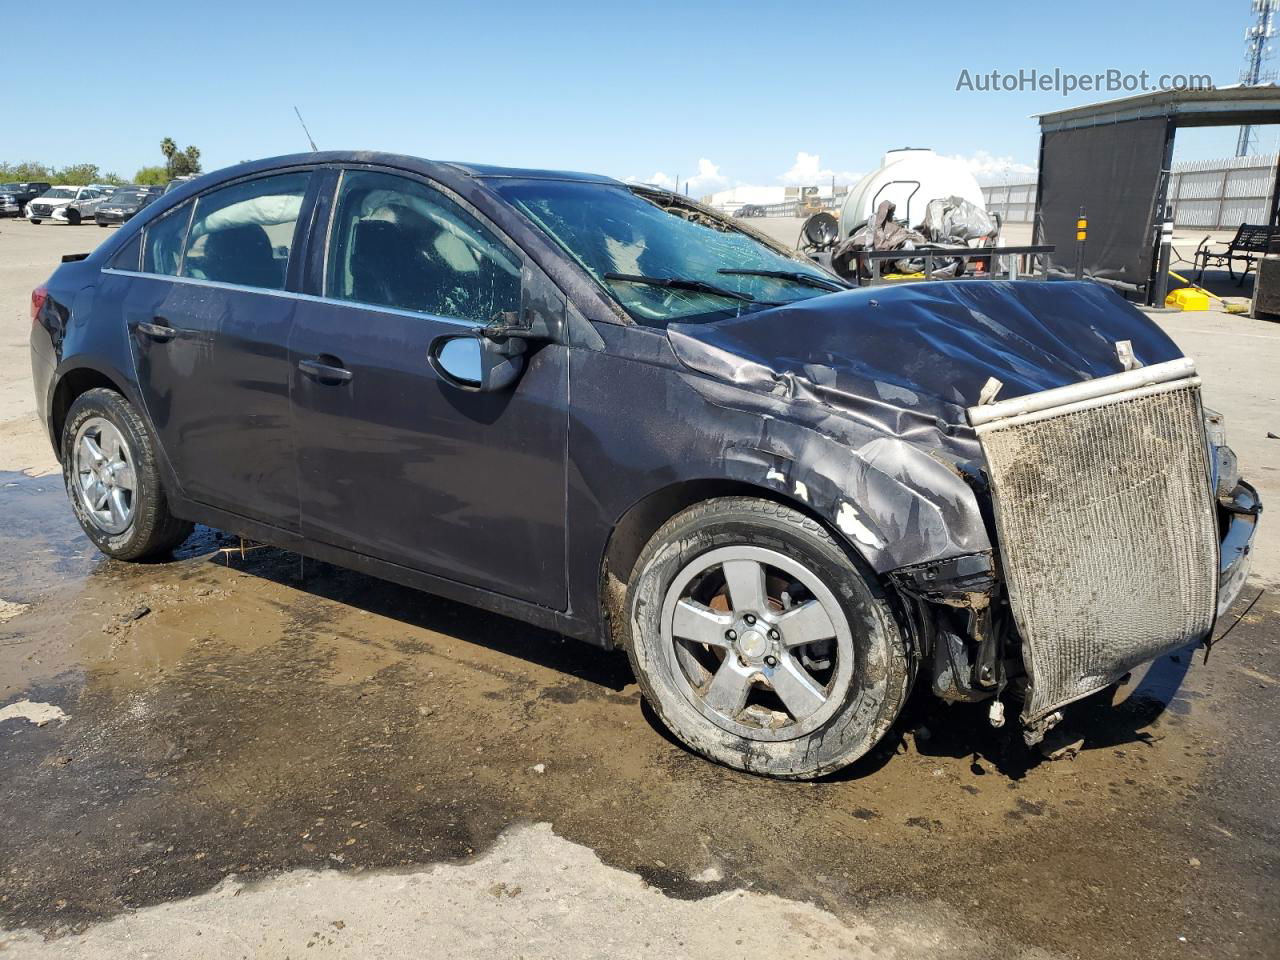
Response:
[667, 280, 1184, 424]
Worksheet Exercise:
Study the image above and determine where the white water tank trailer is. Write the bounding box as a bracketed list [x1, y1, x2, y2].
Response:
[839, 148, 986, 237]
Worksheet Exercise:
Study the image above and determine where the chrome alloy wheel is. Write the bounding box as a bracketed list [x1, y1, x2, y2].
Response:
[659, 545, 855, 741]
[72, 417, 137, 535]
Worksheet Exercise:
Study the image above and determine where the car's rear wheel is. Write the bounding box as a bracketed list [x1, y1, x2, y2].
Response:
[625, 497, 910, 779]
[61, 388, 192, 561]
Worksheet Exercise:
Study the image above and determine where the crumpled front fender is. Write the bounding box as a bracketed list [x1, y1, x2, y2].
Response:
[690, 374, 992, 573]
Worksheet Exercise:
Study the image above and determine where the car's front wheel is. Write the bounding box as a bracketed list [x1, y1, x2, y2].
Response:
[66, 209, 81, 226]
[61, 388, 193, 561]
[625, 497, 910, 779]
[29, 219, 41, 225]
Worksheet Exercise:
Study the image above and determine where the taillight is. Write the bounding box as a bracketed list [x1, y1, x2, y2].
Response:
[31, 284, 48, 325]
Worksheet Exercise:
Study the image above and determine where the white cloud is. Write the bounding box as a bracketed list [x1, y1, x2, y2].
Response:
[948, 150, 1036, 181]
[624, 158, 727, 194]
[778, 152, 862, 186]
[624, 170, 676, 189]
[685, 157, 728, 192]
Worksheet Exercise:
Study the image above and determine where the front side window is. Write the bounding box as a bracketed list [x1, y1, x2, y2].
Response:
[180, 172, 311, 291]
[494, 180, 842, 326]
[142, 201, 193, 276]
[326, 170, 521, 323]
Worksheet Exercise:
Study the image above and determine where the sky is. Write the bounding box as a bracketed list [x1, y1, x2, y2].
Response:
[5, 0, 1273, 190]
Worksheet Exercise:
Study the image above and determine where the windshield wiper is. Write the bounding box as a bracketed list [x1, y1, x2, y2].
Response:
[717, 268, 847, 291]
[604, 272, 761, 303]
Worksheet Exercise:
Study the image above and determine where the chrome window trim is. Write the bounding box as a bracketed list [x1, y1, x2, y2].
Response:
[99, 268, 483, 330]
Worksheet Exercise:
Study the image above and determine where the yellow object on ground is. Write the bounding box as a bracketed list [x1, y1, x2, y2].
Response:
[1165, 269, 1251, 314]
[1166, 287, 1211, 310]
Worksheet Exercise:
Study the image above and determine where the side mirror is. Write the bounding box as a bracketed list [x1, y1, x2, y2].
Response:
[430, 333, 526, 392]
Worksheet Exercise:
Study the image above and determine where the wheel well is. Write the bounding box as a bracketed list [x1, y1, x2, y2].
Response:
[598, 479, 848, 648]
[51, 368, 122, 455]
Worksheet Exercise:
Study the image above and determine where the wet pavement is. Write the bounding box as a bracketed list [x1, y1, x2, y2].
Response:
[1, 467, 1277, 959]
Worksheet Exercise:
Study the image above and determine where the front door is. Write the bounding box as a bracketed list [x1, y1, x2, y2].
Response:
[289, 169, 568, 609]
[122, 171, 314, 527]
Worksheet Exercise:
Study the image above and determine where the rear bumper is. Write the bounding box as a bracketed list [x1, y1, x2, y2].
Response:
[1218, 479, 1261, 616]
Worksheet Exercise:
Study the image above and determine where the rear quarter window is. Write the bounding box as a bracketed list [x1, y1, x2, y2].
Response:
[109, 232, 142, 271]
[142, 201, 193, 276]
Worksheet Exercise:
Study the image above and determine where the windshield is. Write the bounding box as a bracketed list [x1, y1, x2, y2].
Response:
[0, 184, 17, 192]
[493, 180, 842, 325]
[105, 190, 145, 206]
[43, 188, 77, 199]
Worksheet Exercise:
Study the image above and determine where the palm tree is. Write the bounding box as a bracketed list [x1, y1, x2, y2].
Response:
[160, 138, 177, 178]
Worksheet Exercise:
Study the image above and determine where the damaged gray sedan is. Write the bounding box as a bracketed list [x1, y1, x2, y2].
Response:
[31, 153, 1261, 779]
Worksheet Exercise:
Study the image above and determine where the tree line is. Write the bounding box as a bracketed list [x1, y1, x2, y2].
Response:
[0, 138, 203, 187]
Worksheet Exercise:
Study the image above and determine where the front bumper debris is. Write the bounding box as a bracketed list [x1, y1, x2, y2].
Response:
[1217, 479, 1261, 617]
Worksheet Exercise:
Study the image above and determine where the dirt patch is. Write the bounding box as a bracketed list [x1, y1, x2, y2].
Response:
[0, 485, 1276, 958]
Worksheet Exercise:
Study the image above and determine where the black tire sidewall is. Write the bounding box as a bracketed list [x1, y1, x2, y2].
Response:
[61, 388, 182, 561]
[626, 498, 909, 779]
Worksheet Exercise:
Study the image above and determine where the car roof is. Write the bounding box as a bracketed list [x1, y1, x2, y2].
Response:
[440, 161, 620, 184]
[175, 151, 625, 191]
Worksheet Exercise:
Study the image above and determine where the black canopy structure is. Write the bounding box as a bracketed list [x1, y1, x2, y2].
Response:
[1033, 86, 1280, 303]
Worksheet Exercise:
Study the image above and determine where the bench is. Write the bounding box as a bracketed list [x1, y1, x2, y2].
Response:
[1194, 223, 1280, 285]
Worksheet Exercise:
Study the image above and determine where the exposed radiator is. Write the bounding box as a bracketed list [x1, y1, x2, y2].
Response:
[968, 358, 1219, 735]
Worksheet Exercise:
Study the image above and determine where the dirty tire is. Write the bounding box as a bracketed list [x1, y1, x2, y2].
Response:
[66, 209, 81, 226]
[625, 497, 909, 779]
[61, 388, 192, 561]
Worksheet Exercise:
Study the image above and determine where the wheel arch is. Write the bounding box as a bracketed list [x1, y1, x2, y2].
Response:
[598, 478, 874, 649]
[49, 365, 130, 460]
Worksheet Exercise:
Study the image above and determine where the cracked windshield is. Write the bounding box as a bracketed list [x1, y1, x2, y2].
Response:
[495, 180, 844, 324]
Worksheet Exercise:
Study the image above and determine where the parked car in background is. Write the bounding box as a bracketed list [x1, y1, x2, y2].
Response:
[163, 175, 196, 194]
[27, 186, 109, 225]
[735, 204, 764, 218]
[94, 186, 163, 227]
[87, 183, 119, 196]
[0, 182, 52, 217]
[28, 151, 1260, 779]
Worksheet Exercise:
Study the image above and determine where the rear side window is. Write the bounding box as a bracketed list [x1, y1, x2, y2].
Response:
[325, 170, 521, 323]
[110, 232, 142, 271]
[180, 172, 311, 291]
[142, 201, 193, 276]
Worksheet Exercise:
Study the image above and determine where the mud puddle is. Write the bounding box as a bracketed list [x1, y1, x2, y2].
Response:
[1, 476, 1277, 958]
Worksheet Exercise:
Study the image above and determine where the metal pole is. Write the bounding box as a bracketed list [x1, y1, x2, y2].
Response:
[1074, 211, 1087, 281]
[1153, 214, 1174, 306]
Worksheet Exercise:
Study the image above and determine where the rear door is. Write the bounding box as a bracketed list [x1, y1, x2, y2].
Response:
[119, 170, 318, 527]
[288, 168, 569, 608]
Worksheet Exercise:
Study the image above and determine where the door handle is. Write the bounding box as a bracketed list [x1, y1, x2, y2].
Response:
[135, 318, 177, 342]
[298, 357, 353, 384]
